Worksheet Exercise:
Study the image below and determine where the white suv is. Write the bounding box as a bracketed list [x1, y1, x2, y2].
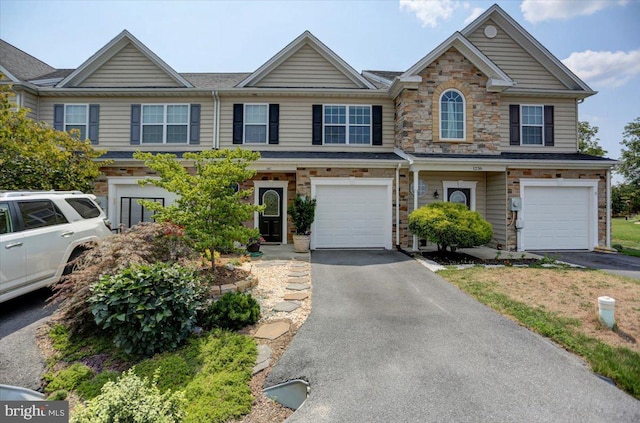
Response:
[0, 191, 111, 303]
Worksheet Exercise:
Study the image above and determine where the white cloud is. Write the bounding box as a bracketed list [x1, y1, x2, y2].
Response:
[562, 49, 640, 88]
[521, 0, 628, 23]
[399, 0, 458, 28]
[464, 7, 485, 24]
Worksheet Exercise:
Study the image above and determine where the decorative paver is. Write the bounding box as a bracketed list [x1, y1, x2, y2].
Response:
[220, 284, 237, 293]
[273, 301, 301, 312]
[284, 292, 309, 301]
[254, 321, 290, 340]
[289, 271, 309, 277]
[288, 277, 308, 284]
[286, 283, 310, 291]
[252, 344, 273, 375]
[291, 262, 309, 268]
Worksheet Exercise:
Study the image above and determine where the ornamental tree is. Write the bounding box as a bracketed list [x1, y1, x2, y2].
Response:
[618, 117, 640, 185]
[133, 149, 263, 270]
[0, 82, 107, 191]
[578, 121, 607, 157]
[408, 202, 493, 253]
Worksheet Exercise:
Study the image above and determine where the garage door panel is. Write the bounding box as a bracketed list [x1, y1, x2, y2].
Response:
[523, 186, 592, 250]
[314, 184, 389, 249]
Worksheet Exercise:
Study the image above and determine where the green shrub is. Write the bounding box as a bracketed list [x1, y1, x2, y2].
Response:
[288, 194, 317, 235]
[409, 202, 493, 252]
[50, 222, 198, 336]
[76, 371, 121, 400]
[71, 369, 186, 423]
[47, 390, 68, 401]
[44, 363, 94, 393]
[202, 292, 261, 330]
[90, 263, 206, 357]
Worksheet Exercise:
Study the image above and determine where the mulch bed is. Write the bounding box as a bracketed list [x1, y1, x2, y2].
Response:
[422, 250, 539, 266]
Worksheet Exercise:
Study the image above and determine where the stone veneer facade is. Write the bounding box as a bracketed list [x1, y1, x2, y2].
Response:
[506, 168, 608, 251]
[395, 47, 501, 154]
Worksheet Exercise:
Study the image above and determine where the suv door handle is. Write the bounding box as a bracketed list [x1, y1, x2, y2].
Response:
[61, 231, 75, 237]
[5, 242, 23, 249]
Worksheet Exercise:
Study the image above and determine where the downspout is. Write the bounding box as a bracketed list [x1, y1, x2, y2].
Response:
[413, 169, 419, 251]
[606, 168, 611, 248]
[212, 90, 220, 149]
[396, 163, 401, 248]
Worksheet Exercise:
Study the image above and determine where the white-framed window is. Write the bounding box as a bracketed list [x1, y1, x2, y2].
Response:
[521, 104, 544, 145]
[64, 104, 88, 140]
[141, 104, 189, 144]
[244, 104, 268, 144]
[324, 105, 371, 145]
[440, 89, 465, 140]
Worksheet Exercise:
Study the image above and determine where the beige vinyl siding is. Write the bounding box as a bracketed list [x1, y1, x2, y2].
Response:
[486, 172, 506, 246]
[39, 96, 213, 150]
[79, 43, 182, 88]
[22, 91, 39, 120]
[219, 95, 395, 151]
[254, 44, 360, 89]
[500, 96, 577, 152]
[410, 171, 487, 216]
[468, 19, 567, 90]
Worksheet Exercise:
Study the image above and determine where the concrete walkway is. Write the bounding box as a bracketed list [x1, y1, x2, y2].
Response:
[267, 250, 640, 422]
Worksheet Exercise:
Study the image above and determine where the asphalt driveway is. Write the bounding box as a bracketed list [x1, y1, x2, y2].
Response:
[532, 251, 640, 279]
[267, 250, 640, 422]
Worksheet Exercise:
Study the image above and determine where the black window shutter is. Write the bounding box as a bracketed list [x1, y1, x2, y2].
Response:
[544, 105, 554, 146]
[53, 104, 64, 130]
[312, 104, 322, 145]
[189, 104, 201, 145]
[269, 104, 279, 144]
[130, 104, 141, 145]
[88, 104, 99, 145]
[509, 104, 520, 146]
[233, 104, 243, 144]
[372, 105, 383, 145]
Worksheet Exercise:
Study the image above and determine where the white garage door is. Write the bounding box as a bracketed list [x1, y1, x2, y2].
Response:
[522, 186, 593, 250]
[313, 183, 391, 249]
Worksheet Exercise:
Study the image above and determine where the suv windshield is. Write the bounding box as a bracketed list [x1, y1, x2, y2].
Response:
[66, 198, 101, 219]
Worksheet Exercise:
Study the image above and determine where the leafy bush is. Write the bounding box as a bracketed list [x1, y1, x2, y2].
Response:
[71, 369, 186, 423]
[408, 202, 493, 252]
[90, 263, 206, 357]
[44, 363, 94, 393]
[76, 371, 121, 400]
[201, 292, 261, 331]
[51, 222, 198, 335]
[288, 194, 317, 235]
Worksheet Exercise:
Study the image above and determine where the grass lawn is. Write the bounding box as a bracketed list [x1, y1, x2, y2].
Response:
[45, 326, 257, 422]
[439, 267, 640, 399]
[612, 217, 640, 256]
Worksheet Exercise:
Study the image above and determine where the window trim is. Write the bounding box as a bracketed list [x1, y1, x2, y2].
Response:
[439, 89, 466, 141]
[243, 103, 269, 144]
[322, 104, 372, 145]
[140, 103, 190, 144]
[520, 104, 544, 146]
[63, 104, 89, 140]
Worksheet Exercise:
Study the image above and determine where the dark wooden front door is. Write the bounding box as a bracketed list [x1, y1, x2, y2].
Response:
[447, 188, 471, 208]
[258, 188, 283, 243]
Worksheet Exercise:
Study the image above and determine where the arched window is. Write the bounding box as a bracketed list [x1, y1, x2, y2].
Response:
[440, 90, 465, 140]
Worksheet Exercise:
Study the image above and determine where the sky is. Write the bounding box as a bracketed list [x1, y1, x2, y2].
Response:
[1, 0, 638, 182]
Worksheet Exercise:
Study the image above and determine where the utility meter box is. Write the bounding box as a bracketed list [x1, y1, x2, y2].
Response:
[509, 197, 522, 211]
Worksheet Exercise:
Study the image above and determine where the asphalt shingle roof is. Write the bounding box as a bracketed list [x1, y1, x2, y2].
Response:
[0, 39, 56, 81]
[411, 152, 616, 162]
[181, 72, 251, 89]
[101, 150, 405, 161]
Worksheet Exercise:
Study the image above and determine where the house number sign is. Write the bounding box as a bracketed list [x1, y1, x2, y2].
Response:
[472, 166, 483, 171]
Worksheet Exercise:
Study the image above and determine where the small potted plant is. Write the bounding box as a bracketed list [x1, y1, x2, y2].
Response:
[288, 194, 317, 252]
[246, 235, 265, 253]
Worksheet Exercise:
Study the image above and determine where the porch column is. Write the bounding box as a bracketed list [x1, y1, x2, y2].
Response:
[606, 168, 612, 247]
[413, 169, 419, 251]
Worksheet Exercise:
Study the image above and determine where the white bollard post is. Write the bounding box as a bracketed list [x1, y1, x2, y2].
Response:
[597, 296, 616, 329]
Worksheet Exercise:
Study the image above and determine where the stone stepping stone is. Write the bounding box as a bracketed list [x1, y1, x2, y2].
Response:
[273, 301, 301, 312]
[252, 344, 272, 375]
[289, 271, 309, 277]
[286, 283, 309, 291]
[288, 277, 308, 284]
[284, 292, 309, 301]
[254, 321, 290, 340]
[290, 262, 309, 268]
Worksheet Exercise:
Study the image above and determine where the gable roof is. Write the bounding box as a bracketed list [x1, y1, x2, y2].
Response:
[461, 4, 593, 93]
[400, 32, 513, 92]
[57, 30, 193, 88]
[0, 39, 56, 82]
[237, 31, 377, 89]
